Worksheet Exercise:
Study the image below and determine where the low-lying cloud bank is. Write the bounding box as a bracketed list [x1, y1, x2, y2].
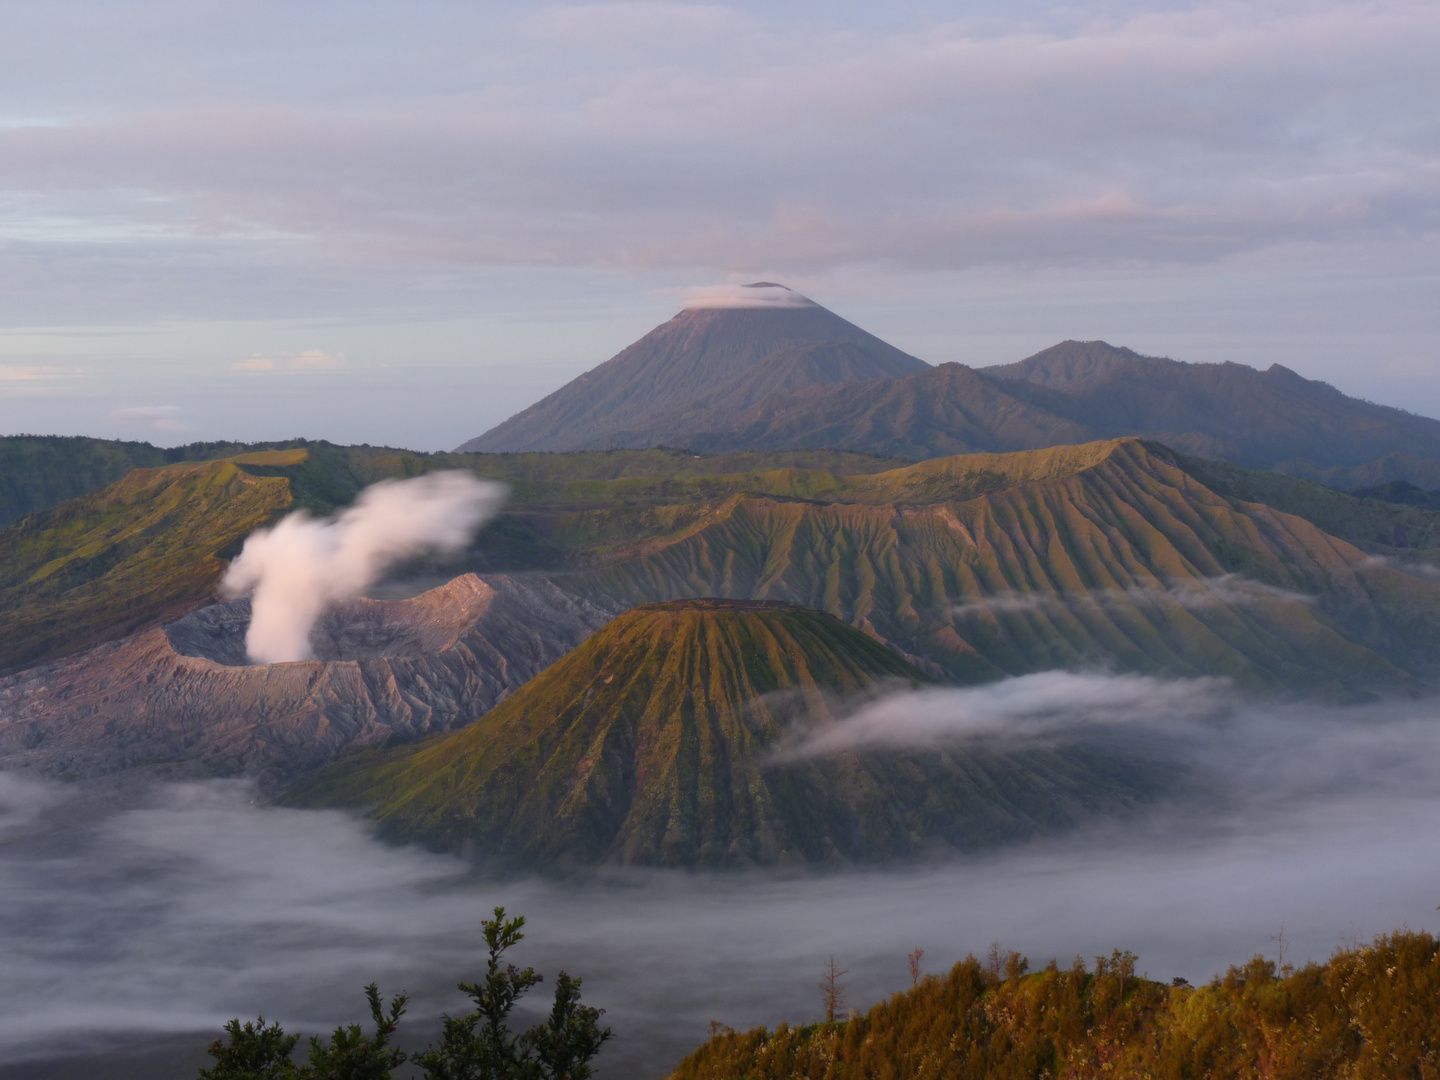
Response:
[220, 472, 505, 664]
[7, 676, 1440, 1076]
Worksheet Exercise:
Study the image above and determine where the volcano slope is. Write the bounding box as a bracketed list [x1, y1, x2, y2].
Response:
[10, 436, 1440, 789]
[291, 600, 1161, 869]
[460, 286, 930, 453]
[0, 574, 613, 783]
[543, 439, 1440, 698]
[0, 450, 300, 674]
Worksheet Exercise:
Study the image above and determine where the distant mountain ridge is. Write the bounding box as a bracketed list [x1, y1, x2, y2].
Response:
[687, 340, 1440, 471]
[459, 290, 1440, 477]
[983, 341, 1440, 468]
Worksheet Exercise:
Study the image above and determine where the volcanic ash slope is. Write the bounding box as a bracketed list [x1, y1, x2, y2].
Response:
[0, 574, 614, 783]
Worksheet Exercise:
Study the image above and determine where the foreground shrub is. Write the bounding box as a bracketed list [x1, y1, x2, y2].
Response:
[198, 907, 610, 1080]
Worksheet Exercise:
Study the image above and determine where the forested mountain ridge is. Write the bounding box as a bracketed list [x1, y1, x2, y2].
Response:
[984, 339, 1440, 468]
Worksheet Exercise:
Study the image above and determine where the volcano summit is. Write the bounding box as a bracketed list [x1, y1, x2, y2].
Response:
[460, 284, 930, 453]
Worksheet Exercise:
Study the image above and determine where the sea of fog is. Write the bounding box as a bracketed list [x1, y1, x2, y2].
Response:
[5, 682, 1440, 1078]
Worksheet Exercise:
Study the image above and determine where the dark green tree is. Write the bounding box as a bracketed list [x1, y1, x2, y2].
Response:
[413, 907, 612, 1080]
[300, 983, 409, 1080]
[199, 1017, 299, 1080]
[198, 908, 610, 1080]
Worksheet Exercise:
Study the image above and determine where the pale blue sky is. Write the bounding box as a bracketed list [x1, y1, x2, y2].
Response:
[1, 0, 1437, 449]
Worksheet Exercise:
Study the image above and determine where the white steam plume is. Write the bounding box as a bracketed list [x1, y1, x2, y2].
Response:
[220, 472, 506, 664]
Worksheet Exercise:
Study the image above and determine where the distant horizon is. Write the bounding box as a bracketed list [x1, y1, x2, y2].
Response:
[7, 316, 1440, 454]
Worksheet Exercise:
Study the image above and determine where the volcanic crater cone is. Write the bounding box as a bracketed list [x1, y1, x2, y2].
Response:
[291, 599, 1160, 870]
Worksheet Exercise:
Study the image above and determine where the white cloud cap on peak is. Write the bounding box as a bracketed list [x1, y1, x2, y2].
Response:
[679, 283, 817, 310]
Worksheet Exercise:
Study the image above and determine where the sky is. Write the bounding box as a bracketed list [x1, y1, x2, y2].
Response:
[1, 0, 1437, 450]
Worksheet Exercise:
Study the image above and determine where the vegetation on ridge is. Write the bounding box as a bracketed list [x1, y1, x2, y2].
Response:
[563, 439, 1440, 696]
[667, 929, 1440, 1080]
[198, 907, 610, 1080]
[12, 436, 1440, 695]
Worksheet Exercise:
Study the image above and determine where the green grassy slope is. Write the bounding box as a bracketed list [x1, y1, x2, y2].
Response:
[557, 439, 1440, 696]
[1177, 452, 1440, 554]
[290, 600, 1159, 868]
[0, 453, 295, 673]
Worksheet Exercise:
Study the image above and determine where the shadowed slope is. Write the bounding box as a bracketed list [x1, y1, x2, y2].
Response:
[0, 435, 169, 526]
[686, 363, 1093, 459]
[292, 601, 1158, 869]
[665, 339, 1440, 472]
[983, 340, 1440, 468]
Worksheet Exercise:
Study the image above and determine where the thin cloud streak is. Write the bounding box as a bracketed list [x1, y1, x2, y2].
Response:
[777, 670, 1236, 758]
[951, 574, 1314, 622]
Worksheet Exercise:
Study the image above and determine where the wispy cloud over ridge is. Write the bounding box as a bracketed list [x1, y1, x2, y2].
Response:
[105, 404, 195, 434]
[0, 365, 59, 381]
[951, 575, 1314, 622]
[778, 670, 1235, 758]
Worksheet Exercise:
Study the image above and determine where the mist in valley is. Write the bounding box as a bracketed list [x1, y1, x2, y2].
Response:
[3, 674, 1440, 1077]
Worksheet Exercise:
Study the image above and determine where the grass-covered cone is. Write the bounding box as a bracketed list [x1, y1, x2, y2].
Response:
[290, 600, 1158, 869]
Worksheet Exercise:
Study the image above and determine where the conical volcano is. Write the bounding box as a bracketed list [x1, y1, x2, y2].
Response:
[290, 599, 1161, 869]
[458, 285, 929, 453]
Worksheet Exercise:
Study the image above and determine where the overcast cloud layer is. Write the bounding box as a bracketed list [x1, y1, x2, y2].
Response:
[1, 0, 1438, 446]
